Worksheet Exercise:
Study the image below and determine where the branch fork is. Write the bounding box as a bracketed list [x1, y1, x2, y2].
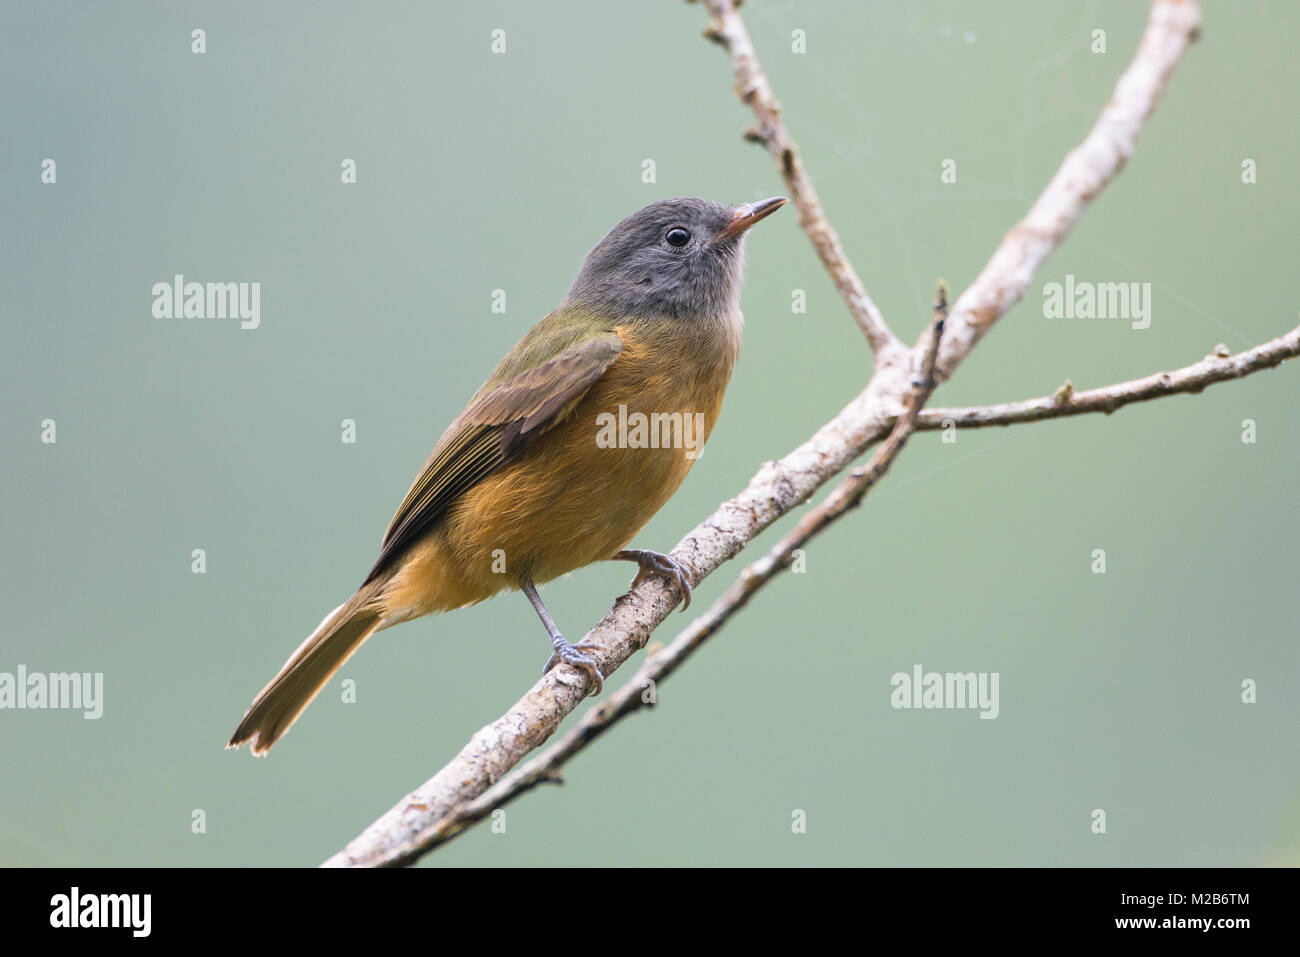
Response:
[320, 0, 1298, 868]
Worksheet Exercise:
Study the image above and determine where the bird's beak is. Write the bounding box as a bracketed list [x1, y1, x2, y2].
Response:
[714, 196, 788, 243]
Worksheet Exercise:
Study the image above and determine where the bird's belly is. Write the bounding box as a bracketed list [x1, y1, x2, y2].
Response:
[446, 387, 714, 585]
[378, 322, 735, 620]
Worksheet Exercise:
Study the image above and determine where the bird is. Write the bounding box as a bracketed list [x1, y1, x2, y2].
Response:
[227, 195, 787, 755]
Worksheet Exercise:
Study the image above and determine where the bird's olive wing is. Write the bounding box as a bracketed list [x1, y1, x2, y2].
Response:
[363, 331, 624, 583]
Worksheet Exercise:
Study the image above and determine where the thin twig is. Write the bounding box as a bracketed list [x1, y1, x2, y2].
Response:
[917, 326, 1300, 431]
[702, 0, 901, 358]
[934, 0, 1203, 379]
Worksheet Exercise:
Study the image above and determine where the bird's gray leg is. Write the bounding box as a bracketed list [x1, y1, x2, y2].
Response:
[613, 549, 693, 611]
[523, 578, 603, 695]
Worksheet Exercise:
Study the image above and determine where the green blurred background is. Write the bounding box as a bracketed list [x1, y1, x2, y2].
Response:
[2, 1, 1296, 867]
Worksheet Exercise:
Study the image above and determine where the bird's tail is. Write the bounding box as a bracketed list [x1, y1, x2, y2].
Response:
[227, 586, 384, 756]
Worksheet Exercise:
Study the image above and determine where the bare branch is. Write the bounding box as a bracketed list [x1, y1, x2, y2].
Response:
[918, 325, 1300, 431]
[323, 0, 1205, 868]
[935, 0, 1203, 378]
[702, 0, 902, 358]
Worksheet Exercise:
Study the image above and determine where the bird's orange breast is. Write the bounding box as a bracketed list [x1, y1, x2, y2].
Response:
[379, 321, 738, 620]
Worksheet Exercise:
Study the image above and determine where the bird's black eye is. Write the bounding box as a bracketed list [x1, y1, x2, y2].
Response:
[665, 227, 691, 248]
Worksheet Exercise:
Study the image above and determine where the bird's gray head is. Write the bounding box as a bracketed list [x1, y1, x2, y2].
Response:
[563, 196, 786, 322]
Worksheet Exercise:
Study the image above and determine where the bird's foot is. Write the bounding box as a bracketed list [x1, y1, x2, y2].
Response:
[543, 636, 604, 696]
[615, 549, 693, 611]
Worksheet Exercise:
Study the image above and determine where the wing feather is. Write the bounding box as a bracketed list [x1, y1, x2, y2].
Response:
[363, 330, 623, 582]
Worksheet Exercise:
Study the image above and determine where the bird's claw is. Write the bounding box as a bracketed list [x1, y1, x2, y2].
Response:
[543, 638, 604, 696]
[619, 549, 693, 611]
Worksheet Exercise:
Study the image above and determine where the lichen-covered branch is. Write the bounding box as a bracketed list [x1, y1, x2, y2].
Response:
[934, 0, 1203, 378]
[701, 0, 901, 357]
[323, 0, 1206, 868]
